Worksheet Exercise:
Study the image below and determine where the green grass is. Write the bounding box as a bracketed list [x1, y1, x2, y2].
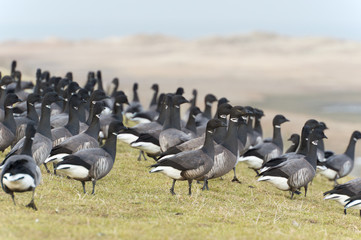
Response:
[0, 142, 360, 240]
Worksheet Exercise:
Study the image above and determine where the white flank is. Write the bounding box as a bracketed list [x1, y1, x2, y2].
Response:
[345, 200, 361, 209]
[324, 194, 350, 206]
[150, 166, 183, 180]
[44, 153, 69, 164]
[99, 131, 105, 139]
[131, 117, 151, 124]
[130, 142, 160, 154]
[3, 173, 35, 191]
[319, 168, 338, 180]
[117, 134, 139, 145]
[258, 176, 290, 191]
[238, 156, 263, 169]
[56, 164, 89, 179]
[259, 167, 270, 173]
[158, 154, 175, 160]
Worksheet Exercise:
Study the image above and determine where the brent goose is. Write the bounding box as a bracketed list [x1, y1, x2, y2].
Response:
[285, 134, 300, 153]
[55, 120, 125, 194]
[150, 119, 226, 195]
[1, 124, 41, 210]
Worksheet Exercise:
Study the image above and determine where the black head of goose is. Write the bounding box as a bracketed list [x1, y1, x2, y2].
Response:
[0, 93, 21, 151]
[159, 95, 190, 152]
[258, 127, 327, 199]
[84, 76, 97, 94]
[318, 130, 361, 185]
[183, 106, 202, 136]
[175, 87, 184, 96]
[0, 76, 15, 119]
[237, 106, 254, 157]
[57, 81, 80, 115]
[184, 89, 198, 120]
[5, 92, 63, 171]
[323, 178, 361, 215]
[51, 93, 82, 147]
[77, 88, 90, 123]
[45, 102, 105, 166]
[110, 78, 119, 97]
[85, 90, 108, 126]
[195, 94, 217, 126]
[212, 97, 230, 119]
[285, 134, 300, 153]
[200, 106, 252, 188]
[55, 120, 125, 194]
[238, 114, 289, 174]
[150, 118, 226, 195]
[1, 123, 41, 210]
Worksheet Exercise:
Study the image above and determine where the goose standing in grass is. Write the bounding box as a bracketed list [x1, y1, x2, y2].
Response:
[45, 102, 105, 168]
[150, 119, 226, 195]
[5, 92, 63, 172]
[324, 178, 361, 215]
[0, 94, 22, 151]
[0, 76, 15, 121]
[318, 131, 361, 185]
[257, 127, 327, 199]
[1, 124, 41, 210]
[343, 193, 361, 216]
[159, 95, 191, 152]
[197, 106, 251, 188]
[55, 120, 125, 194]
[238, 114, 289, 174]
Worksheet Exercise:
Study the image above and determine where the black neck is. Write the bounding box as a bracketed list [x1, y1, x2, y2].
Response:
[111, 84, 118, 97]
[203, 104, 212, 119]
[21, 135, 33, 156]
[285, 142, 298, 153]
[214, 115, 228, 144]
[65, 106, 80, 135]
[201, 129, 215, 158]
[254, 118, 263, 136]
[133, 89, 139, 102]
[3, 107, 17, 134]
[296, 132, 309, 156]
[272, 125, 283, 152]
[150, 90, 158, 107]
[37, 103, 52, 138]
[237, 118, 248, 146]
[156, 103, 166, 125]
[0, 88, 6, 109]
[86, 102, 95, 125]
[85, 113, 100, 139]
[27, 102, 39, 123]
[306, 139, 319, 170]
[222, 117, 239, 155]
[113, 103, 123, 121]
[172, 105, 181, 130]
[78, 102, 86, 122]
[101, 132, 118, 160]
[185, 112, 197, 134]
[345, 136, 357, 159]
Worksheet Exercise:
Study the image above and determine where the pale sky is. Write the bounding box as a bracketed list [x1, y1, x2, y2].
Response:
[2, 0, 361, 41]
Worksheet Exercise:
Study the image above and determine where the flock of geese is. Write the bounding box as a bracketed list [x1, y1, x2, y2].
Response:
[1, 61, 361, 217]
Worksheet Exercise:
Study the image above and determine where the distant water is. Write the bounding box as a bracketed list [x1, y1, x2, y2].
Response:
[323, 104, 361, 114]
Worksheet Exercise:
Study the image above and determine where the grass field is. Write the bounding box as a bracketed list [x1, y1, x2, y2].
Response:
[0, 140, 360, 240]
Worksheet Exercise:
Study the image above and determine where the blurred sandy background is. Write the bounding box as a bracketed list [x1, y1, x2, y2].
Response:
[1, 32, 361, 173]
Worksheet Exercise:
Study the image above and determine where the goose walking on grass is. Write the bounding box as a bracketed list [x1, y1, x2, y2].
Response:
[238, 114, 289, 174]
[257, 127, 327, 199]
[150, 119, 226, 195]
[1, 124, 41, 210]
[55, 121, 125, 194]
[324, 178, 361, 215]
[318, 131, 361, 185]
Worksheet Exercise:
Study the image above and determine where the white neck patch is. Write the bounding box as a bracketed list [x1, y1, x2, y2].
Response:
[207, 130, 213, 134]
[96, 114, 101, 118]
[275, 125, 281, 128]
[192, 114, 197, 118]
[46, 105, 51, 109]
[354, 137, 358, 141]
[1, 86, 6, 90]
[6, 106, 13, 109]
[206, 101, 212, 107]
[220, 114, 227, 119]
[175, 105, 180, 109]
[250, 116, 255, 120]
[73, 106, 78, 110]
[242, 116, 248, 121]
[311, 140, 318, 146]
[230, 118, 238, 122]
[29, 103, 34, 106]
[92, 101, 96, 104]
[113, 132, 118, 136]
[116, 103, 121, 107]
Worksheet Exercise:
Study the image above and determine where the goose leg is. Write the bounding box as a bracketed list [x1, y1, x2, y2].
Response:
[81, 181, 86, 194]
[170, 180, 176, 195]
[44, 163, 51, 173]
[231, 167, 241, 183]
[137, 151, 142, 161]
[188, 180, 193, 195]
[142, 151, 147, 161]
[290, 191, 295, 200]
[202, 179, 209, 191]
[26, 190, 37, 211]
[344, 209, 347, 215]
[10, 192, 16, 206]
[334, 179, 339, 186]
[304, 185, 308, 197]
[91, 180, 96, 195]
[254, 169, 260, 177]
[53, 163, 57, 175]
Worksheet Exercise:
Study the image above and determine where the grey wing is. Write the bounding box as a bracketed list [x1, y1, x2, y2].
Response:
[6, 135, 24, 156]
[339, 159, 353, 178]
[326, 154, 350, 172]
[288, 166, 315, 189]
[0, 125, 15, 150]
[32, 135, 52, 165]
[178, 136, 204, 151]
[52, 128, 73, 147]
[345, 178, 361, 194]
[258, 143, 281, 162]
[75, 149, 113, 180]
